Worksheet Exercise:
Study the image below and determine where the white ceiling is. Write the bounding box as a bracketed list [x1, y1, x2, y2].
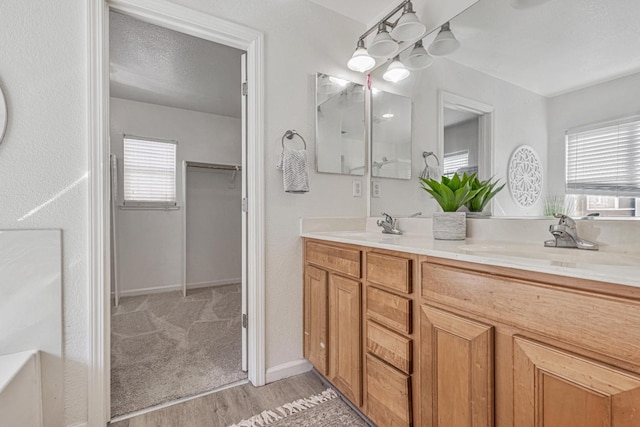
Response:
[306, 0, 391, 26]
[109, 11, 244, 117]
[311, 0, 640, 97]
[446, 0, 640, 97]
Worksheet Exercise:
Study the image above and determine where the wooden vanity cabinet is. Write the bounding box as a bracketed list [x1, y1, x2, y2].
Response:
[303, 240, 363, 405]
[420, 256, 640, 427]
[303, 239, 418, 425]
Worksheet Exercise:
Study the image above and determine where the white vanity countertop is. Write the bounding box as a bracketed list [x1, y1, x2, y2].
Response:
[301, 230, 640, 290]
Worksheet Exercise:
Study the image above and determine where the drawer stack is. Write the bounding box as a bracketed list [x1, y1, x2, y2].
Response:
[364, 251, 414, 427]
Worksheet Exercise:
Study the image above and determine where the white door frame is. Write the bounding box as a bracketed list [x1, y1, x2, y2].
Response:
[87, 0, 265, 424]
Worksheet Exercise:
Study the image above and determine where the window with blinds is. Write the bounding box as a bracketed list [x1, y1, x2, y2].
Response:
[443, 150, 469, 177]
[123, 136, 177, 206]
[566, 117, 640, 196]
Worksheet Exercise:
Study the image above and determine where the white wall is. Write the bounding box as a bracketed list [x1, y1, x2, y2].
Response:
[186, 168, 241, 286]
[547, 72, 640, 196]
[0, 1, 365, 424]
[370, 58, 549, 217]
[110, 97, 241, 294]
[0, 1, 87, 425]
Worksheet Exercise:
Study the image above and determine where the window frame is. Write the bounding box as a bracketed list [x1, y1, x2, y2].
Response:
[121, 135, 178, 209]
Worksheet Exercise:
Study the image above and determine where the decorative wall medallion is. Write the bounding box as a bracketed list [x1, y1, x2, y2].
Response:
[0, 84, 6, 145]
[508, 145, 543, 208]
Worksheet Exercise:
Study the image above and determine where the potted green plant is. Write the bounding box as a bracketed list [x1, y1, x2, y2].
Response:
[464, 176, 505, 216]
[420, 172, 478, 240]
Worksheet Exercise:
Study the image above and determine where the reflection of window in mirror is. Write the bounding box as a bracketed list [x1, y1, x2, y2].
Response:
[564, 117, 640, 217]
[443, 108, 480, 178]
[439, 92, 493, 184]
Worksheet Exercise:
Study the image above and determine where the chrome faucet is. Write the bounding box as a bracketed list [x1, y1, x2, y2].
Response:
[544, 213, 599, 250]
[377, 212, 402, 235]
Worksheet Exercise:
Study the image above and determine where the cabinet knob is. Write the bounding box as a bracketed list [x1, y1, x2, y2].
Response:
[320, 342, 325, 349]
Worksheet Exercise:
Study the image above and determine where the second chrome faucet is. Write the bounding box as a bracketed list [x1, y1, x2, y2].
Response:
[544, 213, 599, 250]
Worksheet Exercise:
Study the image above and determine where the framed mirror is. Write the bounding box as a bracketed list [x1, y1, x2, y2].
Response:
[315, 73, 365, 176]
[371, 91, 412, 180]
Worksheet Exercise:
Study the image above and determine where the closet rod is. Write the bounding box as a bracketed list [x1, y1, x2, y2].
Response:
[186, 161, 242, 171]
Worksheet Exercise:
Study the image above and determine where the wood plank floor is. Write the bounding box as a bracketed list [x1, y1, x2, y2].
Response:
[110, 371, 328, 427]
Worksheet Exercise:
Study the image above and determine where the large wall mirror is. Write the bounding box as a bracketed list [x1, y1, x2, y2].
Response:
[368, 0, 640, 218]
[315, 73, 365, 176]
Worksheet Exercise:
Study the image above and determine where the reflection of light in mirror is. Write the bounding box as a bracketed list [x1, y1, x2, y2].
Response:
[371, 88, 381, 95]
[329, 76, 349, 87]
[382, 113, 394, 119]
[18, 173, 89, 222]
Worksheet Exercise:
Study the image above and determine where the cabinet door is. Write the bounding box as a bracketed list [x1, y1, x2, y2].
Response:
[304, 265, 328, 375]
[420, 305, 494, 427]
[513, 336, 640, 427]
[329, 274, 362, 405]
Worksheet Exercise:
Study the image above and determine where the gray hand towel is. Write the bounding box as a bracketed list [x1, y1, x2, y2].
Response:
[277, 147, 309, 193]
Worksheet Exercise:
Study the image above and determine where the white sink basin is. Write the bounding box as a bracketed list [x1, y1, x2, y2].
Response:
[457, 243, 640, 267]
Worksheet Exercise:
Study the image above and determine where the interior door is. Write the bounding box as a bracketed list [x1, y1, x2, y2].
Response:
[241, 53, 248, 372]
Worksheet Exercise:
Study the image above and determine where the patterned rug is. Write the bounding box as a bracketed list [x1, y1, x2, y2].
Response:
[229, 388, 368, 427]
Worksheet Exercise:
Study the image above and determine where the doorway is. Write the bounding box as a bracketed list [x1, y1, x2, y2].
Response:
[108, 11, 247, 418]
[87, 2, 265, 425]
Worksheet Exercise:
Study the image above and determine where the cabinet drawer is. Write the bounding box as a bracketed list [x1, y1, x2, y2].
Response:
[306, 241, 361, 279]
[367, 321, 412, 374]
[366, 354, 412, 427]
[367, 252, 411, 294]
[367, 286, 412, 334]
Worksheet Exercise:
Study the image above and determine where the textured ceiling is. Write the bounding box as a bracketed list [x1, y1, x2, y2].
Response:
[109, 11, 244, 117]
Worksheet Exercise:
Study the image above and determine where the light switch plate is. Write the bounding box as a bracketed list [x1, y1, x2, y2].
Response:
[372, 181, 381, 198]
[352, 180, 362, 197]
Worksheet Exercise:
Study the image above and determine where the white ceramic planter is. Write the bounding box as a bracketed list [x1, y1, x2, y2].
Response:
[433, 212, 467, 240]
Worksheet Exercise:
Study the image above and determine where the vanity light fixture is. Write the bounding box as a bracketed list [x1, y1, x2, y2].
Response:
[390, 1, 426, 41]
[404, 40, 433, 70]
[347, 39, 376, 72]
[346, 0, 426, 75]
[383, 56, 410, 82]
[369, 23, 399, 58]
[427, 22, 460, 56]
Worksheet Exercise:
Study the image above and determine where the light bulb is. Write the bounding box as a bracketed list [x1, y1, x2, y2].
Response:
[347, 40, 375, 73]
[383, 57, 410, 82]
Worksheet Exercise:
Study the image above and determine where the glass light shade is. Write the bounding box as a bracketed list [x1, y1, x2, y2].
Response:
[369, 24, 399, 58]
[383, 58, 410, 82]
[404, 41, 433, 70]
[427, 24, 460, 56]
[347, 45, 375, 72]
[390, 8, 426, 41]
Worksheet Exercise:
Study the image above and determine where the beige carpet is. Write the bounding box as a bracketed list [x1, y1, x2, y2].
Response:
[111, 284, 246, 417]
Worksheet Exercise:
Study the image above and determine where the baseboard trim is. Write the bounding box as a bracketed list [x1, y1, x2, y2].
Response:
[265, 359, 312, 383]
[113, 278, 242, 298]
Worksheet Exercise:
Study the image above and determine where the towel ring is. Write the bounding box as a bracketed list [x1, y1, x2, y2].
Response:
[423, 151, 440, 166]
[282, 130, 307, 149]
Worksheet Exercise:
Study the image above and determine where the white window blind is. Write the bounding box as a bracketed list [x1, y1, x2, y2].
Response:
[123, 136, 176, 205]
[443, 150, 469, 177]
[566, 117, 640, 196]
